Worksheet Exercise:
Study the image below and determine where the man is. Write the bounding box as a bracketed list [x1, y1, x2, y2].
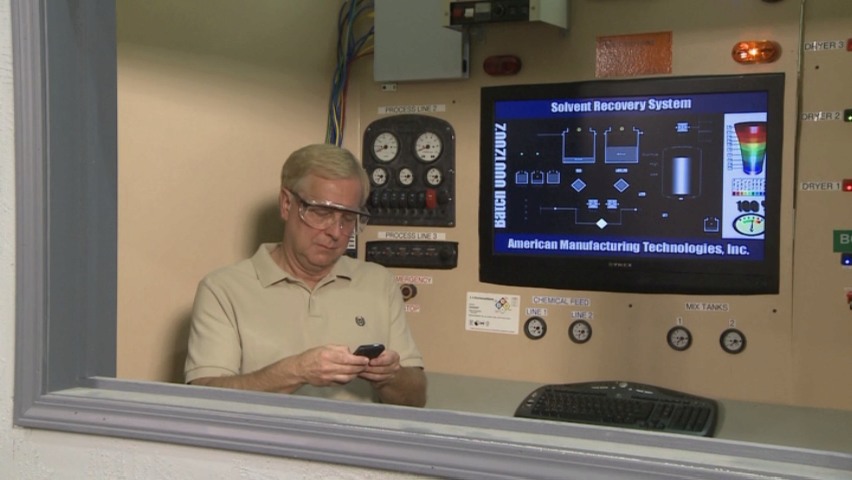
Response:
[185, 144, 426, 407]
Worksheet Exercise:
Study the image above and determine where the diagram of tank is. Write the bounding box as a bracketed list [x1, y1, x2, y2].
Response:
[508, 118, 721, 236]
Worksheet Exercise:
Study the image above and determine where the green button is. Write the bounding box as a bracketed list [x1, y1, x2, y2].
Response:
[834, 230, 852, 252]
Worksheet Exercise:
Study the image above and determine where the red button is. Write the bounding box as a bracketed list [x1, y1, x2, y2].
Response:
[843, 179, 852, 192]
[847, 39, 852, 51]
[425, 189, 438, 209]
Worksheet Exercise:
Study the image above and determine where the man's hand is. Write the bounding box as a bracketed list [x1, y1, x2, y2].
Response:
[190, 344, 369, 393]
[294, 344, 370, 387]
[357, 349, 401, 385]
[358, 349, 426, 407]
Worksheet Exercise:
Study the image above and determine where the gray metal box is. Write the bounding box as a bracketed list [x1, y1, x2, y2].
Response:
[374, 0, 469, 82]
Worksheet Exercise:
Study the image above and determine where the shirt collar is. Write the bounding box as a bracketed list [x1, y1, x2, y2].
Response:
[252, 243, 355, 288]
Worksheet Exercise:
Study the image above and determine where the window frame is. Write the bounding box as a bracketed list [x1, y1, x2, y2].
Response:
[11, 1, 852, 478]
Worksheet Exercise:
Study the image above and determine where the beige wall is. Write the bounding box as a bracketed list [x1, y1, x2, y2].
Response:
[117, 0, 852, 412]
[116, 0, 345, 381]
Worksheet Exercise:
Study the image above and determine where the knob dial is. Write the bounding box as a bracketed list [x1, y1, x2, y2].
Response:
[370, 167, 389, 186]
[372, 132, 399, 163]
[425, 167, 443, 186]
[720, 328, 746, 354]
[414, 132, 442, 162]
[398, 168, 415, 186]
[568, 320, 592, 344]
[523, 317, 547, 340]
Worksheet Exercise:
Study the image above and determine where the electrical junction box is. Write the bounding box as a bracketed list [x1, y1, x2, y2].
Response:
[442, 0, 570, 30]
[374, 0, 469, 82]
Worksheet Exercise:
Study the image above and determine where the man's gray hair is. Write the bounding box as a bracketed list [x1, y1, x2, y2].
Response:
[280, 144, 371, 205]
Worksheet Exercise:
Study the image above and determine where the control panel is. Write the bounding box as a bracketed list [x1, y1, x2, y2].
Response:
[362, 115, 456, 226]
[443, 0, 569, 30]
[365, 241, 459, 269]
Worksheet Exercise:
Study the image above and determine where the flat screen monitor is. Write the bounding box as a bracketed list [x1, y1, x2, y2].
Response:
[479, 74, 784, 294]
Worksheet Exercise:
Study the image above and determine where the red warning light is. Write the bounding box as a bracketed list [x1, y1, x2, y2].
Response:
[484, 55, 522, 76]
[843, 179, 852, 192]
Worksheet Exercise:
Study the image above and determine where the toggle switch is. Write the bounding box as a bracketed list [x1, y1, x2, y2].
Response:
[425, 189, 438, 209]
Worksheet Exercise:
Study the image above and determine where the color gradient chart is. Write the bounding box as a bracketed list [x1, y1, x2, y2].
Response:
[734, 122, 767, 175]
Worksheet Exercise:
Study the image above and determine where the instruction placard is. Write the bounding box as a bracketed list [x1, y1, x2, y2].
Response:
[465, 292, 520, 334]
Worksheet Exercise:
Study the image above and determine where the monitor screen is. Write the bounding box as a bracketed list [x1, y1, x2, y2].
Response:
[479, 74, 785, 294]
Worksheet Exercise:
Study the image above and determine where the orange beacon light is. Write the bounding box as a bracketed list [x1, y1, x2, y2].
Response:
[732, 41, 780, 64]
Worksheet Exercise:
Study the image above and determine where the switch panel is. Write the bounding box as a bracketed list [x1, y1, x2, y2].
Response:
[363, 115, 456, 227]
[443, 0, 569, 30]
[366, 241, 459, 269]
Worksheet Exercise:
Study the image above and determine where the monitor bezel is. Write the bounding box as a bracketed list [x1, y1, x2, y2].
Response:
[478, 73, 785, 295]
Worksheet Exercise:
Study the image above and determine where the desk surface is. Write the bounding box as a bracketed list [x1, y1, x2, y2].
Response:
[424, 372, 852, 455]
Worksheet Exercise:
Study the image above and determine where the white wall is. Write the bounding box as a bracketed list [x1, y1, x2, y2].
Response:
[0, 1, 415, 478]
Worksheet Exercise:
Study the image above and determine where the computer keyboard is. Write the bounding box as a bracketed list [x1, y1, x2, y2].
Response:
[514, 381, 719, 437]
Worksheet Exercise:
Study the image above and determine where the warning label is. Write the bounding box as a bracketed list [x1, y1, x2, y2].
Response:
[395, 275, 433, 285]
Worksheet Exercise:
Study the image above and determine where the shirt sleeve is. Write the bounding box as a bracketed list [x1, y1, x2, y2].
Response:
[184, 276, 243, 383]
[383, 270, 424, 369]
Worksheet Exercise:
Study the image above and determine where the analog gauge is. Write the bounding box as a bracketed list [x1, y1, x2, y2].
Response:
[568, 320, 592, 344]
[398, 167, 415, 186]
[733, 213, 765, 236]
[667, 326, 692, 351]
[414, 132, 443, 162]
[372, 132, 399, 163]
[425, 167, 443, 186]
[370, 167, 388, 187]
[720, 328, 746, 354]
[523, 316, 547, 340]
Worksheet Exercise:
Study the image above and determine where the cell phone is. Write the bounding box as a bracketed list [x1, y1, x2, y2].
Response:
[353, 343, 385, 359]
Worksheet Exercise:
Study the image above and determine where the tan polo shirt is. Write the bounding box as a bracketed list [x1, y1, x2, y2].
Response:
[184, 243, 424, 403]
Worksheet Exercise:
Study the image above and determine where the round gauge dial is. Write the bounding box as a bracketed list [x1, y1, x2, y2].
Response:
[720, 328, 746, 354]
[372, 132, 399, 163]
[733, 214, 765, 236]
[568, 320, 592, 344]
[667, 326, 692, 351]
[523, 316, 547, 340]
[398, 167, 415, 186]
[414, 132, 443, 162]
[425, 167, 443, 186]
[370, 167, 388, 187]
